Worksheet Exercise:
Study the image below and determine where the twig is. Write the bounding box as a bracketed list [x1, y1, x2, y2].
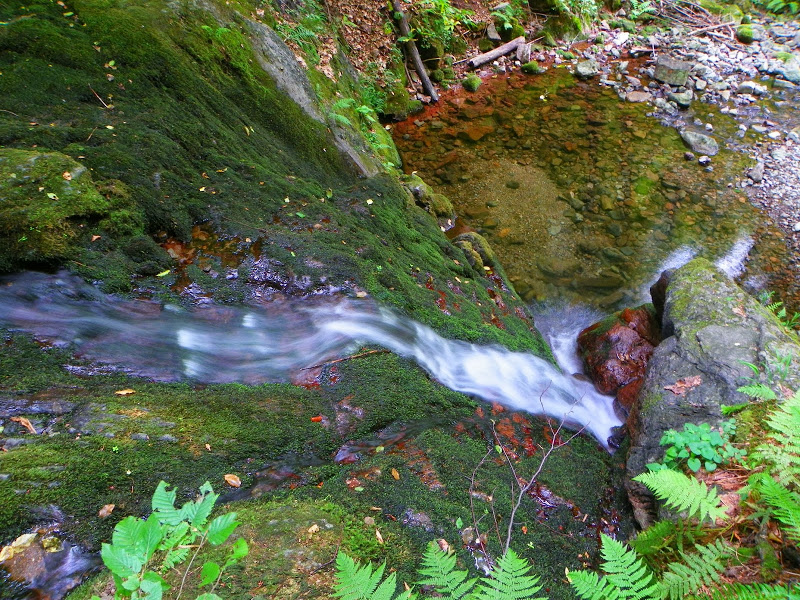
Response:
[88, 85, 109, 109]
[0, 109, 19, 117]
[299, 349, 388, 370]
[86, 126, 98, 141]
[392, 0, 438, 102]
[689, 21, 735, 35]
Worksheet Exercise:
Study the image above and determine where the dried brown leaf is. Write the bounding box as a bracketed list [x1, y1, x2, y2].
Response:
[224, 474, 241, 488]
[98, 504, 115, 518]
[114, 389, 136, 396]
[10, 417, 36, 434]
[664, 375, 702, 396]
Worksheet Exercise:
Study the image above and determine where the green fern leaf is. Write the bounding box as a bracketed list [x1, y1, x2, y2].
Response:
[629, 520, 675, 556]
[417, 542, 477, 599]
[334, 552, 414, 600]
[633, 469, 727, 524]
[598, 534, 660, 600]
[472, 549, 547, 600]
[711, 583, 799, 599]
[736, 384, 777, 400]
[755, 474, 800, 543]
[660, 539, 733, 600]
[568, 569, 622, 600]
[753, 389, 800, 488]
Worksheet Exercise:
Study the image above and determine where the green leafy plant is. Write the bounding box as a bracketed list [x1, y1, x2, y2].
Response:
[334, 541, 547, 600]
[413, 0, 475, 50]
[91, 481, 248, 600]
[752, 389, 800, 488]
[758, 290, 800, 331]
[627, 0, 656, 20]
[659, 420, 745, 472]
[633, 468, 727, 524]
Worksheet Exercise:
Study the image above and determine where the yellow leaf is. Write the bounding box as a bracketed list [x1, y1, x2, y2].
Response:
[308, 523, 320, 534]
[114, 389, 136, 396]
[62, 171, 72, 181]
[391, 468, 400, 480]
[98, 504, 115, 518]
[375, 529, 384, 544]
[224, 474, 241, 488]
[10, 417, 36, 434]
[91, 235, 102, 242]
[205, 443, 212, 451]
[156, 270, 171, 277]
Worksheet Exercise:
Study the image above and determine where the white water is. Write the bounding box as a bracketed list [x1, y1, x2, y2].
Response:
[0, 272, 622, 448]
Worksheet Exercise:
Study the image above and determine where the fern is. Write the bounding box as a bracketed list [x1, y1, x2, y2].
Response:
[754, 473, 800, 543]
[753, 389, 800, 488]
[736, 383, 777, 400]
[570, 534, 659, 600]
[417, 542, 477, 599]
[629, 520, 675, 556]
[472, 549, 547, 600]
[710, 583, 800, 599]
[633, 469, 727, 524]
[568, 569, 623, 600]
[659, 539, 733, 600]
[333, 552, 415, 600]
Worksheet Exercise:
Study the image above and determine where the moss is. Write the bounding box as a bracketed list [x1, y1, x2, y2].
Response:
[522, 61, 545, 75]
[478, 37, 495, 52]
[462, 73, 482, 92]
[737, 24, 754, 43]
[556, 49, 576, 60]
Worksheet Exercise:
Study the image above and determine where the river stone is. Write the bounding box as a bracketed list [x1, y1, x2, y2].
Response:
[653, 56, 692, 86]
[780, 56, 800, 84]
[626, 259, 800, 528]
[575, 59, 600, 79]
[626, 90, 652, 103]
[679, 130, 719, 156]
[736, 80, 767, 96]
[668, 89, 693, 108]
[748, 160, 765, 183]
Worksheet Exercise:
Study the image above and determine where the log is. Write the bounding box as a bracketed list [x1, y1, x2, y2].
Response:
[467, 36, 525, 69]
[392, 0, 438, 103]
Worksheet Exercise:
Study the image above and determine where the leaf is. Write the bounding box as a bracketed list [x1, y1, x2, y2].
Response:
[664, 375, 702, 396]
[224, 474, 241, 488]
[196, 595, 224, 600]
[98, 504, 115, 518]
[112, 516, 144, 552]
[62, 171, 72, 181]
[10, 417, 36, 434]
[140, 513, 164, 559]
[46, 192, 58, 200]
[455, 517, 463, 528]
[375, 529, 384, 544]
[101, 543, 142, 578]
[199, 561, 221, 587]
[223, 537, 249, 568]
[391, 468, 400, 480]
[152, 481, 183, 526]
[732, 305, 746, 318]
[156, 270, 171, 277]
[207, 512, 239, 545]
[115, 389, 136, 396]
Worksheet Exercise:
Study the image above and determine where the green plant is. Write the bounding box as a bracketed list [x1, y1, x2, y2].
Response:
[659, 420, 745, 472]
[758, 290, 800, 331]
[756, 0, 800, 15]
[334, 541, 547, 599]
[633, 468, 728, 524]
[752, 389, 800, 488]
[627, 0, 656, 20]
[90, 481, 248, 600]
[413, 0, 475, 50]
[462, 73, 481, 92]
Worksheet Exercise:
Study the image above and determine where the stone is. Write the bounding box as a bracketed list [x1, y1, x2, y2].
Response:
[736, 80, 766, 95]
[653, 56, 692, 86]
[780, 56, 800, 84]
[668, 89, 693, 108]
[773, 78, 798, 89]
[626, 90, 652, 103]
[575, 59, 600, 79]
[680, 130, 719, 156]
[736, 24, 766, 43]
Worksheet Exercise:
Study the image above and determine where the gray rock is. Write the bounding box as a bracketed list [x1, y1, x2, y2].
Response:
[680, 130, 719, 156]
[780, 56, 800, 83]
[736, 80, 767, 95]
[668, 89, 693, 108]
[130, 432, 150, 441]
[627, 90, 652, 103]
[773, 78, 798, 89]
[654, 56, 692, 86]
[748, 160, 765, 183]
[575, 59, 600, 79]
[158, 434, 178, 443]
[486, 22, 502, 42]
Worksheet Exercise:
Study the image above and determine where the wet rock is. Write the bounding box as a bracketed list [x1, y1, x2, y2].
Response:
[748, 160, 765, 183]
[458, 125, 495, 142]
[736, 81, 766, 96]
[577, 305, 660, 398]
[653, 56, 692, 86]
[575, 59, 599, 79]
[780, 56, 800, 84]
[667, 89, 693, 109]
[680, 130, 719, 156]
[626, 259, 800, 528]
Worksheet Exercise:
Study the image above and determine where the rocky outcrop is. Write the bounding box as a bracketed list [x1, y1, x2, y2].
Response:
[626, 258, 800, 527]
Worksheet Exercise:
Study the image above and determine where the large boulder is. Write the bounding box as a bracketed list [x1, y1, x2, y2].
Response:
[654, 56, 692, 87]
[626, 259, 800, 527]
[680, 130, 720, 156]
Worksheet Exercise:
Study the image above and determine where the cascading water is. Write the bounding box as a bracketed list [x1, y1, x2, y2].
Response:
[0, 271, 622, 448]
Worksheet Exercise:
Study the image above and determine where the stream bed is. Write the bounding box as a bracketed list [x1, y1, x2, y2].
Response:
[392, 67, 791, 309]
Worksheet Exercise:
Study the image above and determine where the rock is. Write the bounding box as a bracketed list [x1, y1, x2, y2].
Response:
[575, 59, 600, 79]
[736, 80, 767, 95]
[486, 22, 502, 41]
[748, 160, 765, 183]
[773, 78, 798, 89]
[668, 89, 693, 108]
[626, 90, 652, 103]
[458, 124, 495, 142]
[680, 130, 719, 156]
[653, 56, 692, 86]
[626, 259, 800, 528]
[736, 24, 766, 43]
[780, 56, 800, 83]
[577, 305, 661, 399]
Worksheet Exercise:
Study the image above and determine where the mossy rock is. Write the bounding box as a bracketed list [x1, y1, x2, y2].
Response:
[522, 61, 546, 75]
[610, 18, 637, 33]
[737, 24, 754, 43]
[543, 13, 583, 39]
[462, 73, 482, 92]
[478, 37, 496, 52]
[0, 149, 141, 271]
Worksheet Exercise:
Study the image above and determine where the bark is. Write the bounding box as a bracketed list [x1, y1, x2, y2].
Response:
[392, 0, 439, 103]
[467, 36, 525, 69]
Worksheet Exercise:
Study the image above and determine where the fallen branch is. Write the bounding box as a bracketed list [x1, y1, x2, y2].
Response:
[299, 349, 389, 370]
[467, 36, 525, 69]
[689, 21, 734, 36]
[392, 0, 438, 103]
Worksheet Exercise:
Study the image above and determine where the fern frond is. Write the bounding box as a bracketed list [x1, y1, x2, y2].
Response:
[330, 113, 353, 127]
[755, 474, 800, 543]
[472, 549, 547, 600]
[736, 384, 777, 400]
[629, 520, 675, 556]
[753, 389, 800, 488]
[568, 569, 622, 600]
[710, 583, 798, 599]
[633, 469, 727, 524]
[598, 534, 661, 600]
[660, 539, 733, 600]
[417, 542, 477, 599]
[334, 552, 415, 600]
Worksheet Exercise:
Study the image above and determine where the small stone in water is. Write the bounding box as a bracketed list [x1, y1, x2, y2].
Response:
[698, 156, 711, 165]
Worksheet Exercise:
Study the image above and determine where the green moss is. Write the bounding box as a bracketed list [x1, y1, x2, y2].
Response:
[522, 61, 545, 75]
[478, 37, 496, 52]
[737, 24, 754, 43]
[462, 73, 482, 92]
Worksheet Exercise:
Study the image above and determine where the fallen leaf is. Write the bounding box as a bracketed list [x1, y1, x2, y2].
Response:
[91, 235, 102, 242]
[114, 389, 136, 396]
[156, 270, 171, 277]
[732, 305, 746, 318]
[391, 468, 400, 480]
[437, 538, 450, 552]
[370, 506, 382, 511]
[521, 525, 528, 534]
[310, 415, 323, 422]
[664, 375, 702, 396]
[98, 504, 115, 518]
[224, 474, 241, 488]
[375, 529, 384, 544]
[364, 516, 375, 526]
[46, 192, 58, 200]
[204, 443, 212, 451]
[62, 171, 72, 181]
[308, 523, 320, 535]
[10, 417, 36, 435]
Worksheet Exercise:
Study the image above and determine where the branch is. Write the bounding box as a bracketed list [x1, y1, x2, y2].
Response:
[391, 0, 438, 102]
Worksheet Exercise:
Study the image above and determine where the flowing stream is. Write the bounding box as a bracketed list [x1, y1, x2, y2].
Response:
[0, 271, 622, 447]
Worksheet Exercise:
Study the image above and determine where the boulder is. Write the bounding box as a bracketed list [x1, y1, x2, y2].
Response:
[626, 259, 800, 528]
[654, 56, 692, 87]
[680, 130, 719, 156]
[575, 59, 600, 79]
[668, 89, 693, 109]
